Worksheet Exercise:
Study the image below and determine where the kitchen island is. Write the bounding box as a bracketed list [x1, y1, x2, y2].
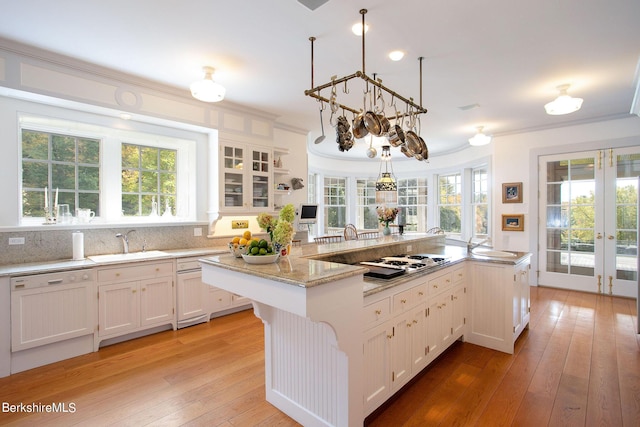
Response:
[200, 234, 531, 426]
[200, 234, 448, 427]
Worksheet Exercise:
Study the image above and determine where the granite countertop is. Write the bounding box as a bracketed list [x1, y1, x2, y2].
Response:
[200, 253, 368, 289]
[0, 247, 227, 277]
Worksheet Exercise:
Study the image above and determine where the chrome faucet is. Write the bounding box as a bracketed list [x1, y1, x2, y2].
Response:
[115, 230, 136, 254]
[467, 237, 491, 252]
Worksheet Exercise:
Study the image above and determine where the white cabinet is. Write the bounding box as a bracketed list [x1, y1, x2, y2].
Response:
[466, 256, 531, 354]
[96, 260, 175, 349]
[207, 285, 252, 316]
[273, 146, 290, 210]
[176, 269, 208, 324]
[220, 142, 272, 212]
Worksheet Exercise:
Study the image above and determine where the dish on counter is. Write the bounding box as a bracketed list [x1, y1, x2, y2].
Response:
[241, 253, 280, 264]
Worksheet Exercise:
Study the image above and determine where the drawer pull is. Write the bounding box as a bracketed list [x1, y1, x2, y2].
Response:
[132, 289, 137, 293]
[412, 319, 418, 324]
[375, 309, 382, 315]
[433, 285, 438, 289]
[47, 279, 63, 285]
[446, 279, 451, 283]
[418, 291, 424, 296]
[14, 284, 25, 289]
[401, 299, 406, 304]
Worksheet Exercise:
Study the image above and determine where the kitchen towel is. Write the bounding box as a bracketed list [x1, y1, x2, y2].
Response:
[73, 231, 84, 260]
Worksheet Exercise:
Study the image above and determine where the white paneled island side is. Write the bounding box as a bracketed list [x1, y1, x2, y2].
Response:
[200, 235, 531, 427]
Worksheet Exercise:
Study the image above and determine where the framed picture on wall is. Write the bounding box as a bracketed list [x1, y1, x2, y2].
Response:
[502, 214, 524, 231]
[502, 182, 523, 203]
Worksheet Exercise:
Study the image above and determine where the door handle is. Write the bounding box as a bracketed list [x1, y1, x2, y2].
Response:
[596, 233, 602, 239]
[607, 235, 614, 240]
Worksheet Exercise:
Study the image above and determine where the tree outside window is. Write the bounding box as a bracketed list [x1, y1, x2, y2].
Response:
[438, 173, 462, 234]
[21, 130, 100, 218]
[323, 176, 346, 230]
[121, 143, 176, 216]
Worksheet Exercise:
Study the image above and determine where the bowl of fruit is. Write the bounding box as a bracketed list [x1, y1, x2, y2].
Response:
[241, 238, 280, 264]
[228, 231, 254, 258]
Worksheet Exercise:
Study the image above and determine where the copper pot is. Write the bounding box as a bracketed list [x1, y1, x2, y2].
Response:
[405, 130, 421, 155]
[364, 111, 382, 136]
[352, 113, 368, 139]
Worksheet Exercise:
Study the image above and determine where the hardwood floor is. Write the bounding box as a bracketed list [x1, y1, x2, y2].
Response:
[0, 287, 638, 426]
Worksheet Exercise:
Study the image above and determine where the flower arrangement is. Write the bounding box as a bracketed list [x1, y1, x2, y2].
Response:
[258, 203, 296, 247]
[376, 205, 399, 227]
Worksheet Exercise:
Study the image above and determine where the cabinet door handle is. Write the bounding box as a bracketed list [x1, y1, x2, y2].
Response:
[142, 287, 146, 291]
[132, 289, 137, 293]
[418, 291, 424, 296]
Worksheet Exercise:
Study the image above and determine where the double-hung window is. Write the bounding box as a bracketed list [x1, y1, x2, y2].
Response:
[21, 130, 101, 218]
[438, 173, 462, 236]
[398, 177, 428, 232]
[356, 179, 378, 229]
[472, 167, 489, 237]
[323, 176, 346, 231]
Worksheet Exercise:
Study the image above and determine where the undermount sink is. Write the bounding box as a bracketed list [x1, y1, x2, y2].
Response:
[471, 248, 518, 258]
[88, 250, 171, 263]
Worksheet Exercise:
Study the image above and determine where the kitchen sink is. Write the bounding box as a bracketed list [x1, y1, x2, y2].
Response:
[471, 248, 518, 258]
[88, 250, 171, 263]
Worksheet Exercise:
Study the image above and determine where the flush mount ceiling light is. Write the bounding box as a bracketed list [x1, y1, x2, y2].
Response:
[190, 66, 226, 102]
[468, 126, 492, 146]
[388, 50, 405, 61]
[544, 84, 583, 115]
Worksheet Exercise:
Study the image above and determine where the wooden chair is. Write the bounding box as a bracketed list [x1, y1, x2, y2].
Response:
[357, 231, 380, 240]
[314, 235, 343, 244]
[426, 227, 445, 235]
[343, 224, 358, 241]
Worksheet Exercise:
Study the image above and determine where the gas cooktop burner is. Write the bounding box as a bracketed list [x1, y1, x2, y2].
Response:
[360, 253, 451, 278]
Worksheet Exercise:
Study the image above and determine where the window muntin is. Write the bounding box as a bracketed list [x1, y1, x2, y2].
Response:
[398, 178, 428, 232]
[22, 129, 100, 218]
[438, 173, 462, 234]
[356, 179, 378, 229]
[324, 176, 346, 230]
[121, 143, 177, 216]
[472, 168, 489, 237]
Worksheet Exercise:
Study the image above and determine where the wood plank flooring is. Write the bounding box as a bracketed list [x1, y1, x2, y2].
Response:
[0, 287, 638, 426]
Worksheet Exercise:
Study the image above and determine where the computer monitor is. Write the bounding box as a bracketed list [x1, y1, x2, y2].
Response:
[297, 204, 318, 224]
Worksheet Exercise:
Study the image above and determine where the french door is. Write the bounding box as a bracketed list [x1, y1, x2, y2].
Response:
[539, 147, 640, 298]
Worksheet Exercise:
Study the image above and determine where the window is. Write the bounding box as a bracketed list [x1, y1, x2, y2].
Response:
[121, 143, 177, 216]
[398, 178, 428, 232]
[324, 176, 346, 230]
[438, 173, 462, 234]
[472, 167, 489, 237]
[22, 130, 100, 218]
[356, 179, 378, 229]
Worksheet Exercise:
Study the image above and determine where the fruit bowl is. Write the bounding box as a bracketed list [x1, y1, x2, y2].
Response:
[241, 253, 280, 264]
[228, 243, 248, 258]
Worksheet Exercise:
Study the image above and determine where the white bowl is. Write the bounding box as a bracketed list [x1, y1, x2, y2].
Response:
[241, 253, 280, 264]
[228, 243, 248, 258]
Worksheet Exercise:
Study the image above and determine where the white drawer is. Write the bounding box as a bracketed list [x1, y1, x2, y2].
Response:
[363, 297, 390, 329]
[428, 271, 452, 295]
[452, 266, 465, 284]
[393, 288, 414, 313]
[97, 261, 174, 283]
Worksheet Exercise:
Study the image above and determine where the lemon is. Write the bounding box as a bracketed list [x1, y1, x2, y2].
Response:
[243, 230, 252, 240]
[232, 236, 241, 244]
[239, 237, 248, 246]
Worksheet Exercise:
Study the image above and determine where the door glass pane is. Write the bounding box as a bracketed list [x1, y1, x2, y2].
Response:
[615, 154, 639, 280]
[545, 157, 596, 277]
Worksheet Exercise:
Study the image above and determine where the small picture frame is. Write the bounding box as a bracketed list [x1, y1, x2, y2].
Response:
[502, 182, 523, 203]
[502, 214, 524, 231]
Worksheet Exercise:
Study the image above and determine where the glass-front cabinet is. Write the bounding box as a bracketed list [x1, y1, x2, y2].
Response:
[220, 143, 271, 212]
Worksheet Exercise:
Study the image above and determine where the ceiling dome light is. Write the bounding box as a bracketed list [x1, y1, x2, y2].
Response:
[351, 22, 369, 35]
[544, 84, 583, 115]
[389, 50, 405, 61]
[468, 126, 492, 146]
[190, 66, 226, 102]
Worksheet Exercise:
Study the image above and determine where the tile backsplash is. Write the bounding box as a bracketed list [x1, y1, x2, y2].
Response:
[0, 225, 232, 265]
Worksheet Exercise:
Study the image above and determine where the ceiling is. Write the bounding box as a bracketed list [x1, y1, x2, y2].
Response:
[1, 0, 639, 161]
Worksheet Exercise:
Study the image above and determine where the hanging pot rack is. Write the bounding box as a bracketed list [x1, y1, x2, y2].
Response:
[304, 9, 428, 122]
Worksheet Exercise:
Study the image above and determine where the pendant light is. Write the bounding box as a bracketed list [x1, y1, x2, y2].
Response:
[375, 145, 398, 204]
[190, 66, 226, 102]
[468, 126, 492, 146]
[544, 84, 583, 115]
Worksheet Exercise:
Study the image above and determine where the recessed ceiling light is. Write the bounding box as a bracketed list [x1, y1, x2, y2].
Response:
[389, 50, 405, 61]
[351, 22, 369, 36]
